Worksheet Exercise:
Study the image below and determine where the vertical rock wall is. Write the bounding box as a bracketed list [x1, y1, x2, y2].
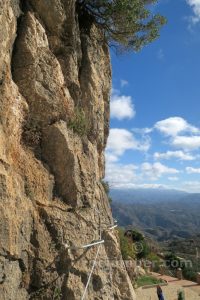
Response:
[0, 1, 136, 299]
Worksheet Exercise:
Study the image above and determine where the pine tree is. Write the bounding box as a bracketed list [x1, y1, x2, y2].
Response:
[77, 0, 166, 52]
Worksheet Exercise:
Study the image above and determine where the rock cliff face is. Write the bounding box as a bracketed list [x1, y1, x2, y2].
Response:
[0, 1, 136, 299]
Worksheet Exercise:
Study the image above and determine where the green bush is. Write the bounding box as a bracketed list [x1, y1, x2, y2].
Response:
[125, 229, 144, 242]
[178, 290, 185, 300]
[118, 228, 136, 260]
[68, 107, 90, 136]
[101, 180, 110, 195]
[136, 240, 150, 259]
[101, 180, 112, 203]
[124, 229, 150, 259]
[147, 252, 160, 262]
[164, 253, 181, 270]
[147, 253, 161, 272]
[182, 267, 197, 282]
[53, 287, 62, 300]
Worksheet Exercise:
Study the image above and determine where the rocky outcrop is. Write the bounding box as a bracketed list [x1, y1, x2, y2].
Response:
[0, 1, 136, 299]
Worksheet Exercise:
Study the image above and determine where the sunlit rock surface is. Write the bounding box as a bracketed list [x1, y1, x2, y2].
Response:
[0, 1, 136, 299]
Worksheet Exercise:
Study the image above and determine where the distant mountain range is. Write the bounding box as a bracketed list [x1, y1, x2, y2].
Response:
[111, 188, 200, 241]
[110, 188, 189, 203]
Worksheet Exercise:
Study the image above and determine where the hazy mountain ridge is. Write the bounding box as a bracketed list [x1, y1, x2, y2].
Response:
[110, 188, 189, 203]
[111, 188, 200, 241]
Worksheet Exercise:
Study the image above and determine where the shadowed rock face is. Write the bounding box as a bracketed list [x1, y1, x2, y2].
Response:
[0, 0, 136, 299]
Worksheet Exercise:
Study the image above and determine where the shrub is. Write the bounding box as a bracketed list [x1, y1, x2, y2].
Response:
[125, 229, 144, 242]
[182, 267, 197, 282]
[22, 119, 41, 147]
[147, 253, 161, 272]
[101, 180, 112, 203]
[136, 240, 150, 259]
[124, 229, 150, 259]
[164, 253, 181, 270]
[68, 107, 90, 136]
[178, 290, 185, 300]
[53, 287, 62, 300]
[147, 252, 160, 262]
[118, 228, 136, 260]
[101, 180, 110, 195]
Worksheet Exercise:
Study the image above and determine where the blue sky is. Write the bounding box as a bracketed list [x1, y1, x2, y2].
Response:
[105, 0, 200, 192]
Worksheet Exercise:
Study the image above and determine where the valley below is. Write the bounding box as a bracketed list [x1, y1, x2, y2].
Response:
[111, 188, 200, 241]
[111, 188, 200, 284]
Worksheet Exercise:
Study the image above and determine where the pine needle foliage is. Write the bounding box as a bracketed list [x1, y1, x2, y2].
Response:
[77, 0, 166, 52]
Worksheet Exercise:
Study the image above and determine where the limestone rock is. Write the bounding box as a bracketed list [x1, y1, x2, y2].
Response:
[12, 12, 73, 127]
[0, 0, 136, 299]
[136, 266, 146, 277]
[42, 121, 100, 207]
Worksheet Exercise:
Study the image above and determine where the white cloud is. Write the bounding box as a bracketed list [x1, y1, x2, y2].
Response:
[106, 114, 200, 190]
[132, 127, 153, 134]
[155, 117, 199, 136]
[172, 135, 200, 150]
[154, 117, 200, 151]
[120, 79, 129, 87]
[105, 160, 170, 189]
[134, 183, 168, 189]
[181, 180, 200, 192]
[111, 183, 168, 189]
[187, 0, 200, 24]
[141, 162, 179, 180]
[186, 166, 200, 174]
[105, 159, 182, 190]
[105, 153, 119, 163]
[168, 176, 179, 181]
[110, 90, 135, 120]
[154, 150, 195, 161]
[106, 128, 151, 157]
[106, 128, 151, 188]
[107, 129, 137, 156]
[105, 162, 137, 188]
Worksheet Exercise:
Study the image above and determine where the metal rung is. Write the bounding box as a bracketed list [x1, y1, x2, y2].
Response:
[108, 224, 118, 230]
[65, 239, 104, 250]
